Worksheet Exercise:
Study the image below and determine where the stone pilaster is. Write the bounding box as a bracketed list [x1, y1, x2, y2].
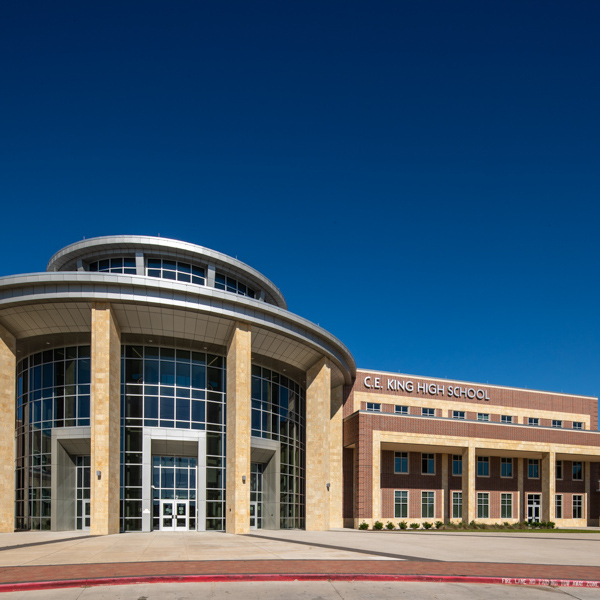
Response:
[305, 357, 331, 531]
[441, 453, 448, 521]
[462, 446, 475, 523]
[225, 322, 251, 534]
[542, 451, 555, 522]
[585, 461, 591, 524]
[328, 385, 344, 528]
[517, 458, 524, 521]
[90, 303, 121, 535]
[0, 323, 16, 533]
[371, 435, 381, 523]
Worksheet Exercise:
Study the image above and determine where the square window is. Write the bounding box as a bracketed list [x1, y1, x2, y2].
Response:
[477, 456, 489, 477]
[421, 491, 434, 518]
[422, 453, 435, 475]
[528, 417, 539, 426]
[395, 405, 409, 415]
[477, 492, 489, 519]
[555, 494, 562, 519]
[366, 402, 381, 412]
[552, 420, 562, 428]
[501, 493, 512, 519]
[452, 455, 462, 476]
[501, 457, 513, 478]
[573, 422, 583, 430]
[573, 495, 583, 519]
[528, 459, 539, 479]
[501, 415, 513, 424]
[452, 491, 462, 519]
[452, 411, 465, 420]
[395, 490, 408, 518]
[572, 462, 583, 481]
[477, 413, 489, 422]
[422, 408, 435, 417]
[394, 452, 408, 474]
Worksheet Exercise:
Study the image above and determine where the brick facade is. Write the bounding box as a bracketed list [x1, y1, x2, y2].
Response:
[343, 370, 600, 527]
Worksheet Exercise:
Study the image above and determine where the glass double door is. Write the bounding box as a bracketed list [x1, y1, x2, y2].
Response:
[527, 494, 541, 522]
[160, 500, 189, 531]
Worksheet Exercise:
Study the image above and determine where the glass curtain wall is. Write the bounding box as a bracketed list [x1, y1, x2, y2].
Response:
[15, 346, 92, 530]
[16, 345, 305, 532]
[120, 346, 226, 531]
[251, 365, 306, 529]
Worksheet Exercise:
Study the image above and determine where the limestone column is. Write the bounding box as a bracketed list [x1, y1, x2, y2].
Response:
[585, 461, 591, 525]
[462, 446, 475, 523]
[541, 451, 555, 522]
[328, 385, 344, 528]
[305, 357, 331, 531]
[0, 323, 16, 533]
[517, 458, 524, 521]
[225, 322, 251, 534]
[90, 303, 121, 535]
[441, 453, 448, 522]
[371, 436, 382, 523]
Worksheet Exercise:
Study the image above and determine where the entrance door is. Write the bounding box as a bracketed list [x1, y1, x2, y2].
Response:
[82, 500, 91, 531]
[528, 494, 541, 522]
[160, 500, 189, 531]
[250, 502, 257, 530]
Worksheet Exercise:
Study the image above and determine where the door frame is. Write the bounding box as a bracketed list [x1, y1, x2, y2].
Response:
[527, 494, 541, 522]
[159, 499, 189, 531]
[82, 499, 91, 531]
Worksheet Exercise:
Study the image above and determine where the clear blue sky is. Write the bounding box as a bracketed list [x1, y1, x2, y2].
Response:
[1, 1, 599, 398]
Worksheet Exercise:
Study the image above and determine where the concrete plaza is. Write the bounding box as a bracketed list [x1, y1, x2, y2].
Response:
[0, 528, 598, 596]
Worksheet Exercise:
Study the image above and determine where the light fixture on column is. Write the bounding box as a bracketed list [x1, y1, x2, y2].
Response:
[242, 475, 246, 484]
[96, 471, 101, 480]
[326, 482, 330, 491]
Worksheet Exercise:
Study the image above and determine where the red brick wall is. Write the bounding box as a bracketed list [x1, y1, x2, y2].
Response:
[343, 447, 354, 519]
[347, 412, 600, 448]
[352, 370, 598, 429]
[344, 412, 600, 520]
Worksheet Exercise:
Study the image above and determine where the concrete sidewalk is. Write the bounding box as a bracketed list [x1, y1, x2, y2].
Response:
[0, 529, 599, 591]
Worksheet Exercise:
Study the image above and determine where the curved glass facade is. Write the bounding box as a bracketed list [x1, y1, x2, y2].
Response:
[146, 258, 205, 285]
[121, 346, 226, 531]
[215, 272, 256, 299]
[89, 258, 136, 274]
[16, 346, 92, 530]
[251, 365, 306, 529]
[15, 344, 306, 532]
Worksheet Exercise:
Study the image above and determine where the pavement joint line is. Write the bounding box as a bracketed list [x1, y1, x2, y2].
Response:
[0, 573, 599, 593]
[382, 532, 600, 543]
[243, 533, 439, 562]
[0, 536, 98, 553]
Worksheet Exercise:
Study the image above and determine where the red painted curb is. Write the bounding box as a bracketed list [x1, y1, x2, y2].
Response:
[0, 573, 599, 592]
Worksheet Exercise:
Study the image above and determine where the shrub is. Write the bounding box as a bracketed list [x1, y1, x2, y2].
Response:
[547, 521, 556, 529]
[398, 520, 408, 530]
[409, 522, 420, 530]
[358, 521, 369, 530]
[435, 521, 444, 529]
[422, 521, 433, 530]
[373, 521, 384, 530]
[385, 521, 395, 530]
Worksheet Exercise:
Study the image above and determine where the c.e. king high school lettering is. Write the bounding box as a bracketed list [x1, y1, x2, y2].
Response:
[363, 376, 491, 401]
